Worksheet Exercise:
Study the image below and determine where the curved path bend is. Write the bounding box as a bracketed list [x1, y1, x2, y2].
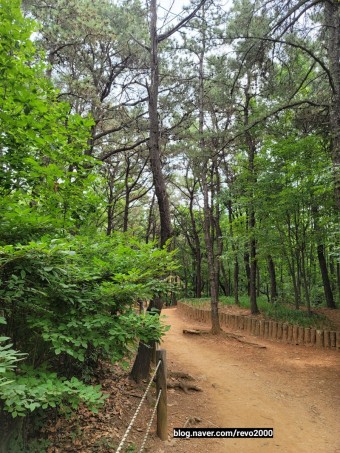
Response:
[158, 307, 340, 453]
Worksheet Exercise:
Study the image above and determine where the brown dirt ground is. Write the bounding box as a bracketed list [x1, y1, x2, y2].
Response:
[47, 307, 340, 453]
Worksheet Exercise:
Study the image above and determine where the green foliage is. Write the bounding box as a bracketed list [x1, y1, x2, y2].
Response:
[259, 303, 333, 329]
[0, 233, 175, 418]
[0, 1, 176, 434]
[0, 321, 27, 388]
[0, 0, 99, 244]
[1, 367, 104, 417]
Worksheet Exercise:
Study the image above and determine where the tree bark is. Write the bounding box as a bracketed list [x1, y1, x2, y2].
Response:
[228, 198, 239, 305]
[316, 244, 336, 308]
[244, 77, 259, 315]
[148, 0, 172, 248]
[325, 0, 340, 211]
[198, 4, 220, 333]
[188, 183, 202, 298]
[130, 340, 153, 383]
[244, 251, 251, 296]
[312, 205, 336, 308]
[267, 255, 278, 303]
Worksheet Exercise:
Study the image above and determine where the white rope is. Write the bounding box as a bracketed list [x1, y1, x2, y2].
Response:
[138, 389, 162, 453]
[115, 360, 162, 453]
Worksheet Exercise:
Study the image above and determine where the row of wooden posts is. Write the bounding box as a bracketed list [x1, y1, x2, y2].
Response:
[177, 302, 340, 350]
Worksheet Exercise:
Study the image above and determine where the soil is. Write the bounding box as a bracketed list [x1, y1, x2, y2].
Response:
[47, 307, 340, 453]
[157, 307, 340, 453]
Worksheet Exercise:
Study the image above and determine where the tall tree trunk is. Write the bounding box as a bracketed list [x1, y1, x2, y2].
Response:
[131, 0, 207, 383]
[107, 180, 114, 235]
[123, 191, 130, 233]
[195, 248, 202, 298]
[214, 163, 224, 298]
[123, 157, 131, 232]
[149, 0, 172, 248]
[316, 244, 336, 308]
[312, 206, 336, 308]
[301, 247, 311, 314]
[325, 0, 340, 211]
[145, 193, 156, 244]
[234, 258, 239, 305]
[198, 5, 220, 333]
[267, 255, 278, 303]
[244, 76, 259, 315]
[201, 172, 220, 333]
[240, 72, 259, 314]
[188, 185, 202, 298]
[244, 252, 251, 296]
[228, 199, 239, 305]
[286, 213, 300, 309]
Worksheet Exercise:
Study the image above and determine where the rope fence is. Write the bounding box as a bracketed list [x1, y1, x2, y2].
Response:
[115, 349, 167, 453]
[139, 389, 162, 453]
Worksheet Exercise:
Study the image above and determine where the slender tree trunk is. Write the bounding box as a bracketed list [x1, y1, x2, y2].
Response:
[286, 213, 300, 309]
[145, 193, 156, 244]
[149, 0, 172, 248]
[243, 74, 259, 314]
[312, 206, 336, 308]
[234, 258, 239, 305]
[198, 6, 220, 333]
[325, 0, 340, 211]
[130, 0, 171, 380]
[214, 164, 224, 299]
[316, 244, 336, 308]
[123, 192, 130, 232]
[247, 155, 258, 313]
[201, 173, 220, 333]
[267, 255, 278, 303]
[189, 186, 202, 298]
[301, 248, 311, 314]
[257, 265, 260, 297]
[123, 157, 131, 232]
[195, 248, 202, 298]
[219, 262, 229, 296]
[227, 199, 239, 304]
[244, 252, 251, 296]
[107, 181, 114, 235]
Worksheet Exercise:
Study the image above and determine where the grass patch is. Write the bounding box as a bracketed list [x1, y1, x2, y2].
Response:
[179, 296, 334, 330]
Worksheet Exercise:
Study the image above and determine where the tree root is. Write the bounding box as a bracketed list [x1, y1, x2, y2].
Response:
[221, 332, 267, 348]
[167, 369, 201, 393]
[167, 380, 203, 394]
[183, 329, 209, 335]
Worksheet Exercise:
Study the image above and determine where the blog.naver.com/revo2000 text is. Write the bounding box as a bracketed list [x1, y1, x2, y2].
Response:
[173, 428, 274, 439]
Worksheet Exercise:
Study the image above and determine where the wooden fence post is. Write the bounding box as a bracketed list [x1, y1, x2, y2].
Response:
[156, 349, 168, 441]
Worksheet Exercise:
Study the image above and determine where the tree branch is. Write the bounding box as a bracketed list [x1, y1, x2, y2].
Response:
[227, 35, 334, 92]
[157, 0, 208, 43]
[218, 99, 329, 155]
[99, 138, 149, 161]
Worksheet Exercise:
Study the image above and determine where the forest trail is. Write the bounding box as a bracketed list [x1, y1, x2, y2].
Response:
[158, 307, 340, 453]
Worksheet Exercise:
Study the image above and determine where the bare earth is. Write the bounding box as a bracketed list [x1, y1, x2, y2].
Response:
[155, 307, 340, 453]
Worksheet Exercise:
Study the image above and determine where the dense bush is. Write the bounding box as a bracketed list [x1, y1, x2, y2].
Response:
[0, 235, 175, 418]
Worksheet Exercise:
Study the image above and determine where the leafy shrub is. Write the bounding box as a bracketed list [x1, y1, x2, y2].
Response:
[0, 233, 175, 419]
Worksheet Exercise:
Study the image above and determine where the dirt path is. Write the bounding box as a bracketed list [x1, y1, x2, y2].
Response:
[158, 307, 340, 453]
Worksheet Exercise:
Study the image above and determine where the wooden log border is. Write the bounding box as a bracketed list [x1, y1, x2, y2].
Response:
[176, 302, 340, 351]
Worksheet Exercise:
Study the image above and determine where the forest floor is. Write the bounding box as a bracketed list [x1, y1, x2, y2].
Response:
[47, 306, 340, 453]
